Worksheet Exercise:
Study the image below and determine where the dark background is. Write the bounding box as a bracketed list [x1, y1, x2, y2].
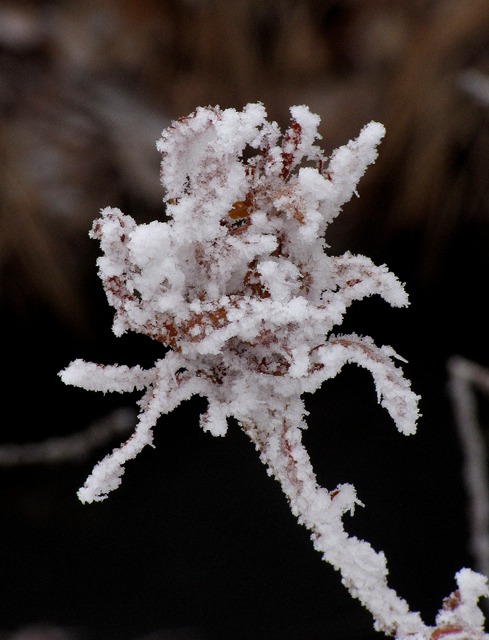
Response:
[1, 1, 489, 639]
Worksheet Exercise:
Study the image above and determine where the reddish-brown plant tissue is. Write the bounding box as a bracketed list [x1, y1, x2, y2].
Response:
[60, 104, 488, 639]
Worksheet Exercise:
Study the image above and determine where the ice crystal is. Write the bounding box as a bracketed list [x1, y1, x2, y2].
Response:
[60, 103, 488, 639]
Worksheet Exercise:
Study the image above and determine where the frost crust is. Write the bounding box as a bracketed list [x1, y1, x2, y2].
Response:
[59, 103, 487, 639]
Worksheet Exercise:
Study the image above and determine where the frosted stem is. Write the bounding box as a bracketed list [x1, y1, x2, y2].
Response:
[242, 403, 427, 639]
[448, 356, 489, 581]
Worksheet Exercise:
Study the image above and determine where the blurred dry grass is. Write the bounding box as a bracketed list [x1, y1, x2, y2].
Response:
[1, 0, 489, 330]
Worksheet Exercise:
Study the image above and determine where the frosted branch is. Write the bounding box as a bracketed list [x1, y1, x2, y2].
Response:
[0, 408, 135, 466]
[313, 334, 420, 436]
[241, 405, 426, 638]
[60, 359, 154, 393]
[448, 356, 489, 581]
[59, 103, 488, 638]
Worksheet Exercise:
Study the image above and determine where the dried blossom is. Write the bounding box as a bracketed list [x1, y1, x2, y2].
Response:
[59, 103, 488, 639]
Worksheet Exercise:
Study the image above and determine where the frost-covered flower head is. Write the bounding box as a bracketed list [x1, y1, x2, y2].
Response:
[60, 104, 489, 640]
[60, 102, 417, 503]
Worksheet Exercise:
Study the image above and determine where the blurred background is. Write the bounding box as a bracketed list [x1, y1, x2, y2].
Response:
[1, 0, 489, 638]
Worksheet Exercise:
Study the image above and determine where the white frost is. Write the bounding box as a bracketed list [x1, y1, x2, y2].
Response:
[59, 103, 487, 639]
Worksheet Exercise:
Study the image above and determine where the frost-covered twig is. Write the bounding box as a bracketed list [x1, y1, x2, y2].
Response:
[448, 356, 489, 582]
[0, 408, 135, 466]
[60, 103, 488, 639]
